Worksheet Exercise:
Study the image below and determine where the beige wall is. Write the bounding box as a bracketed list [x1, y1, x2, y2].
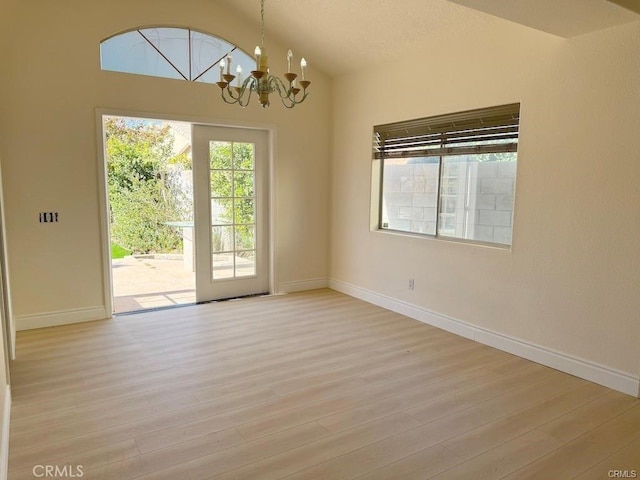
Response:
[330, 21, 640, 376]
[0, 0, 331, 323]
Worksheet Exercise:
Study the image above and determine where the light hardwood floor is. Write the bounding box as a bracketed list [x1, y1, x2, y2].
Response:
[8, 289, 640, 479]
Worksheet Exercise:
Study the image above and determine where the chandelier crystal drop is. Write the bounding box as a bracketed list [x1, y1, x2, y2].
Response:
[216, 0, 310, 108]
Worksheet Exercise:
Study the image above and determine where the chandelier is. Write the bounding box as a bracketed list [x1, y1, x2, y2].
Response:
[216, 0, 310, 108]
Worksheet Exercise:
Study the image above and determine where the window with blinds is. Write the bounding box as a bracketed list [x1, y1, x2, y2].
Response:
[373, 104, 520, 246]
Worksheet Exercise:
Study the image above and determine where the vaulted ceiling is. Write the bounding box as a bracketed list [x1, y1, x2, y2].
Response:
[215, 0, 640, 76]
[448, 0, 640, 37]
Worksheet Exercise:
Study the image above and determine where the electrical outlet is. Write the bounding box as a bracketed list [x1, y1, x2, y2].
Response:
[409, 278, 415, 290]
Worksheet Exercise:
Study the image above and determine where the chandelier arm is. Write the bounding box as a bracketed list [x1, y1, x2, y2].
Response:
[279, 97, 297, 109]
[279, 89, 309, 108]
[294, 90, 309, 103]
[269, 75, 309, 107]
[219, 77, 258, 107]
[270, 75, 294, 108]
[220, 88, 238, 105]
[238, 85, 255, 107]
[229, 77, 257, 100]
[269, 75, 293, 100]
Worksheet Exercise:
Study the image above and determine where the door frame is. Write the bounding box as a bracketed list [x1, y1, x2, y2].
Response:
[0, 160, 15, 363]
[95, 109, 277, 316]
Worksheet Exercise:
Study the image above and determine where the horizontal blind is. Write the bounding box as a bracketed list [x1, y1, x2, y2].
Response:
[374, 103, 520, 159]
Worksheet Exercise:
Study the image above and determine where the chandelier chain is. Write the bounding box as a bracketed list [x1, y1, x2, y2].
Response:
[260, 0, 265, 48]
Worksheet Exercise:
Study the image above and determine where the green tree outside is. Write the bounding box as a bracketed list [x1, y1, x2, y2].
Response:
[209, 141, 256, 257]
[105, 118, 187, 254]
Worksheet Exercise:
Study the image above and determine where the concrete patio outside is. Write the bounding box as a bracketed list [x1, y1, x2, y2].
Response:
[112, 255, 195, 314]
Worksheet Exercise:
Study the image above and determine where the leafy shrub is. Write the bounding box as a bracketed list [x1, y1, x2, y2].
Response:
[106, 118, 186, 254]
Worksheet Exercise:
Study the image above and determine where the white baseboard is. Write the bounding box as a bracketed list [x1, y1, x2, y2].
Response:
[16, 306, 108, 331]
[330, 279, 640, 398]
[0, 385, 10, 480]
[277, 277, 329, 294]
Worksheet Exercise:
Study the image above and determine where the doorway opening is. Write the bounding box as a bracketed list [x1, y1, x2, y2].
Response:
[104, 115, 195, 314]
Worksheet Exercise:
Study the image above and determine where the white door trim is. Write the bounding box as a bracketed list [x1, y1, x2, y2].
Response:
[0, 162, 15, 362]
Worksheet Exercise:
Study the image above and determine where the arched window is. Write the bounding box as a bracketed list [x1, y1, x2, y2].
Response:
[100, 27, 255, 84]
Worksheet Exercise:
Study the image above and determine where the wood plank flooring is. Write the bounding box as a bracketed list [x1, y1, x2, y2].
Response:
[7, 289, 640, 479]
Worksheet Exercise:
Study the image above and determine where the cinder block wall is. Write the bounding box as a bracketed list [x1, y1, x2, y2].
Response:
[382, 159, 516, 245]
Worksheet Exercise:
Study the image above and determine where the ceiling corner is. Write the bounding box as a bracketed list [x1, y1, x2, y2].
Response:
[607, 0, 640, 15]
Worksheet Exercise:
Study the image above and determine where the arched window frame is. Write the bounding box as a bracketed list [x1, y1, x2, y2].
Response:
[100, 26, 255, 85]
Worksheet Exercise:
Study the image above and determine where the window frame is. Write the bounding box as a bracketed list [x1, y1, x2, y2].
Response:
[100, 26, 256, 85]
[372, 104, 520, 248]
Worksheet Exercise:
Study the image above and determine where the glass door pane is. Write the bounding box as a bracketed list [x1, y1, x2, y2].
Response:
[209, 141, 256, 280]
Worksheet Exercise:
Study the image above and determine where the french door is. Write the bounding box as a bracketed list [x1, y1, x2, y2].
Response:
[192, 125, 269, 302]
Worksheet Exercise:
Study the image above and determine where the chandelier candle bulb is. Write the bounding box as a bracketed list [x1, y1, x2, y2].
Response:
[226, 54, 232, 75]
[254, 46, 261, 70]
[300, 57, 307, 80]
[236, 65, 243, 86]
[219, 59, 225, 81]
[287, 49, 293, 73]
